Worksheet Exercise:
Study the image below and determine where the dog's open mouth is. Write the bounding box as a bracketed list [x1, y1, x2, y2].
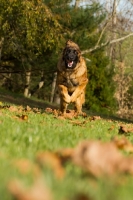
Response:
[67, 60, 73, 68]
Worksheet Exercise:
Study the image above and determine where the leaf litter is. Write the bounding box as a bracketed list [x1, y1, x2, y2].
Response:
[2, 105, 133, 199]
[8, 178, 52, 200]
[7, 137, 133, 200]
[118, 124, 133, 134]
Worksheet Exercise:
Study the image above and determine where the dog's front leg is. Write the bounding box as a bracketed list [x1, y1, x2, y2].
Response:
[71, 79, 88, 103]
[58, 84, 71, 114]
[58, 85, 71, 103]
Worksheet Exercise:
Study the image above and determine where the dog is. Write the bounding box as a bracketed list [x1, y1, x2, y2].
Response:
[57, 40, 88, 115]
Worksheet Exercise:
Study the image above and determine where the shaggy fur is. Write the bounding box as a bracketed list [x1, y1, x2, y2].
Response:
[57, 40, 88, 115]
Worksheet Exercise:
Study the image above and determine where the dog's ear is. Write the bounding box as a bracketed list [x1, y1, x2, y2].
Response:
[62, 47, 67, 61]
[66, 40, 81, 55]
[66, 40, 73, 46]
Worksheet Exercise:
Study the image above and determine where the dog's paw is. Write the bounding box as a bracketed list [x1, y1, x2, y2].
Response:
[70, 95, 76, 103]
[64, 95, 71, 103]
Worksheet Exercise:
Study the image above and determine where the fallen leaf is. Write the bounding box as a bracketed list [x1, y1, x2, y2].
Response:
[74, 193, 92, 200]
[0, 105, 10, 109]
[33, 107, 40, 113]
[13, 159, 40, 176]
[45, 108, 87, 119]
[70, 120, 87, 127]
[72, 140, 123, 177]
[45, 108, 53, 114]
[56, 116, 65, 120]
[25, 106, 32, 112]
[89, 116, 101, 121]
[56, 148, 74, 163]
[21, 115, 28, 120]
[36, 151, 65, 179]
[108, 125, 115, 131]
[112, 137, 133, 153]
[118, 124, 133, 134]
[13, 115, 28, 121]
[8, 106, 18, 112]
[118, 157, 133, 174]
[8, 178, 52, 200]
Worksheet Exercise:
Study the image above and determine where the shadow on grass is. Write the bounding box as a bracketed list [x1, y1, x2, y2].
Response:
[0, 88, 133, 124]
[0, 89, 59, 110]
[87, 110, 133, 124]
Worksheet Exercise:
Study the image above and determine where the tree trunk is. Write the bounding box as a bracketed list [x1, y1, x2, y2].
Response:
[24, 70, 31, 97]
[109, 0, 117, 64]
[50, 72, 57, 103]
[30, 71, 44, 96]
[75, 0, 80, 8]
[0, 37, 4, 62]
[53, 87, 60, 105]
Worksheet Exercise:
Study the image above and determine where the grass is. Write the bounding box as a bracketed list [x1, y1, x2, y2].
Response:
[0, 91, 133, 200]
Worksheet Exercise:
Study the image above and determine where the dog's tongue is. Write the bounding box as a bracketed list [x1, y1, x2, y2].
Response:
[68, 61, 73, 68]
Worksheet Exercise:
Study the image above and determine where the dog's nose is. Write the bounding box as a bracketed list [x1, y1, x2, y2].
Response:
[69, 54, 74, 59]
[70, 56, 74, 60]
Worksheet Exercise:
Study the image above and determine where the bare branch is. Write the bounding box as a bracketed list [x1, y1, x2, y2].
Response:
[81, 32, 133, 54]
[96, 0, 118, 47]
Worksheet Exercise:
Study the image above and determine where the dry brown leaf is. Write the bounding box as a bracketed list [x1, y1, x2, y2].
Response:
[13, 159, 40, 176]
[45, 108, 87, 119]
[112, 137, 133, 153]
[108, 125, 115, 131]
[118, 157, 133, 174]
[89, 116, 101, 121]
[56, 148, 74, 163]
[56, 109, 76, 119]
[8, 106, 18, 112]
[72, 140, 133, 177]
[81, 112, 88, 118]
[72, 140, 123, 177]
[60, 110, 87, 119]
[45, 108, 53, 114]
[21, 115, 28, 120]
[0, 105, 10, 109]
[32, 107, 41, 113]
[52, 109, 59, 117]
[70, 120, 87, 127]
[63, 113, 74, 119]
[36, 151, 65, 179]
[74, 193, 92, 200]
[17, 106, 24, 112]
[25, 106, 32, 112]
[56, 116, 66, 120]
[15, 115, 28, 121]
[118, 124, 133, 134]
[8, 178, 52, 200]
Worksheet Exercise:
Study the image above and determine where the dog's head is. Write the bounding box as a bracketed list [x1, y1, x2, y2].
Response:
[63, 40, 81, 69]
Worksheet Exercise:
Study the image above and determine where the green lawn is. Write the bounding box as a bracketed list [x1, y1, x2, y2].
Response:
[0, 92, 133, 200]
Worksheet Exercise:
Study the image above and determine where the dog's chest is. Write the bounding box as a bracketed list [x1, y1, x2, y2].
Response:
[62, 71, 79, 88]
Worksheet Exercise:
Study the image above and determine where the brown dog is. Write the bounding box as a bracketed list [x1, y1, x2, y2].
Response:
[57, 40, 88, 115]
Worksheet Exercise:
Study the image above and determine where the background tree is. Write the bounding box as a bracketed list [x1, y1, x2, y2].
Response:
[0, 0, 63, 96]
[2, 0, 133, 116]
[78, 0, 133, 117]
[100, 0, 133, 117]
[54, 1, 116, 112]
[0, 0, 116, 113]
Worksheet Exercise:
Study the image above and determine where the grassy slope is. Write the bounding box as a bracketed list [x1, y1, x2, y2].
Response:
[0, 90, 133, 200]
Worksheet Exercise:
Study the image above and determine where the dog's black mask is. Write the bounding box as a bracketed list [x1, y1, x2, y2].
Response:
[63, 47, 79, 69]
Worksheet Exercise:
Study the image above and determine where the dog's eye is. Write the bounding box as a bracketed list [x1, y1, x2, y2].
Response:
[74, 50, 77, 54]
[67, 49, 71, 53]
